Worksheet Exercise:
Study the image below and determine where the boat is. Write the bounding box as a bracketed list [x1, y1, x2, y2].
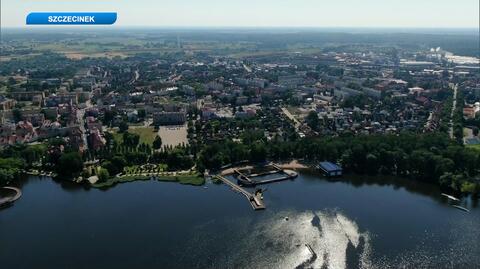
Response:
[441, 193, 460, 202]
[452, 205, 470, 212]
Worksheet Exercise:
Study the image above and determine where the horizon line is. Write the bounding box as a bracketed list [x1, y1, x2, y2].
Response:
[2, 25, 479, 30]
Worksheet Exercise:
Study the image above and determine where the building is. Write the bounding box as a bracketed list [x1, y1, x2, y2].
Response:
[201, 107, 216, 120]
[363, 87, 382, 99]
[278, 74, 305, 88]
[88, 128, 106, 151]
[45, 93, 78, 107]
[334, 87, 362, 99]
[463, 106, 477, 119]
[21, 112, 45, 127]
[235, 96, 249, 105]
[153, 111, 186, 126]
[317, 161, 343, 177]
[10, 91, 45, 102]
[0, 98, 16, 111]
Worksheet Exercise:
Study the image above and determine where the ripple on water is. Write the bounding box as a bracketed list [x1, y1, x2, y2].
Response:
[182, 209, 479, 269]
[185, 210, 373, 269]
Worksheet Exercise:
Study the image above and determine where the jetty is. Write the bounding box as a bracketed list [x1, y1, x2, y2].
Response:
[234, 164, 298, 187]
[215, 175, 265, 210]
[0, 187, 22, 207]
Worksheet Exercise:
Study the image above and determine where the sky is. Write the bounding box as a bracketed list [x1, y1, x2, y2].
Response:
[1, 0, 479, 28]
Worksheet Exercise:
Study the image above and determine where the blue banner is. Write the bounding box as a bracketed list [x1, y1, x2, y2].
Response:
[26, 12, 117, 25]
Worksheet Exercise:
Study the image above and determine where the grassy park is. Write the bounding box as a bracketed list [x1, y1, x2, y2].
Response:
[92, 164, 204, 188]
[111, 127, 157, 145]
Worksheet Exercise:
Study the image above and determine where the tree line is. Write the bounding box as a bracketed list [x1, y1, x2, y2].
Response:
[196, 132, 480, 195]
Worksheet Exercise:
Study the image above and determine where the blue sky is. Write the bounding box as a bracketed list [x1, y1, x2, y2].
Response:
[2, 0, 479, 28]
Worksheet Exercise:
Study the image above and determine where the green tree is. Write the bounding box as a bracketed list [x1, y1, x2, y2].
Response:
[103, 110, 117, 126]
[137, 109, 146, 119]
[153, 135, 163, 150]
[306, 111, 320, 131]
[118, 121, 129, 133]
[12, 108, 22, 122]
[250, 142, 267, 163]
[122, 132, 140, 147]
[97, 167, 110, 182]
[56, 152, 84, 179]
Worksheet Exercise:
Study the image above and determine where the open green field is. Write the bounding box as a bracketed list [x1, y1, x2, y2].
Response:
[466, 144, 480, 151]
[111, 127, 157, 145]
[153, 173, 205, 186]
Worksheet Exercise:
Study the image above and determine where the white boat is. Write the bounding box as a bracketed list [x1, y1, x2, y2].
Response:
[441, 193, 460, 202]
[452, 205, 470, 212]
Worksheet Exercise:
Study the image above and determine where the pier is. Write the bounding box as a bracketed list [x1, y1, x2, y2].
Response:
[0, 187, 22, 207]
[215, 176, 265, 210]
[233, 164, 298, 187]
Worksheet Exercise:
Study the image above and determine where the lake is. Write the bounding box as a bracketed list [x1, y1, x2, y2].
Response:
[1, 172, 479, 269]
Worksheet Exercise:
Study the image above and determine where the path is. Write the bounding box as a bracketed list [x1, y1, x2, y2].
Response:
[449, 83, 458, 139]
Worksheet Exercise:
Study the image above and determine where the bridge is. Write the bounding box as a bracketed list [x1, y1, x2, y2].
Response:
[0, 187, 22, 208]
[215, 175, 265, 210]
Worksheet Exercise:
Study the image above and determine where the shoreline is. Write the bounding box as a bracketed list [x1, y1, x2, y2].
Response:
[276, 160, 308, 169]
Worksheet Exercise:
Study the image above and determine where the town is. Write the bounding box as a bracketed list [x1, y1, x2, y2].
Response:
[0, 30, 479, 196]
[1, 0, 480, 267]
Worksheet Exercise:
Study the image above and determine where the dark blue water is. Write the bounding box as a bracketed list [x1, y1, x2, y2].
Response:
[1, 172, 479, 269]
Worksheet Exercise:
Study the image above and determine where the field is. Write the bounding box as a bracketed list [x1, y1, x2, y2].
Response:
[466, 144, 480, 152]
[111, 126, 157, 145]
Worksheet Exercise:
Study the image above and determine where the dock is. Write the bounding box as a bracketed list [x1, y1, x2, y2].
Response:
[234, 165, 297, 186]
[215, 176, 265, 210]
[0, 187, 22, 207]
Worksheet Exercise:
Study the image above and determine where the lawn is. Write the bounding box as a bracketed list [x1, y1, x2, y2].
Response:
[466, 144, 480, 152]
[111, 126, 157, 145]
[156, 173, 205, 186]
[92, 172, 205, 189]
[92, 175, 150, 189]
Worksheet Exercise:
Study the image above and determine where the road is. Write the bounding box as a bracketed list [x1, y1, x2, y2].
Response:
[281, 107, 301, 131]
[129, 69, 140, 85]
[448, 83, 458, 139]
[242, 63, 252, 73]
[77, 100, 93, 150]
